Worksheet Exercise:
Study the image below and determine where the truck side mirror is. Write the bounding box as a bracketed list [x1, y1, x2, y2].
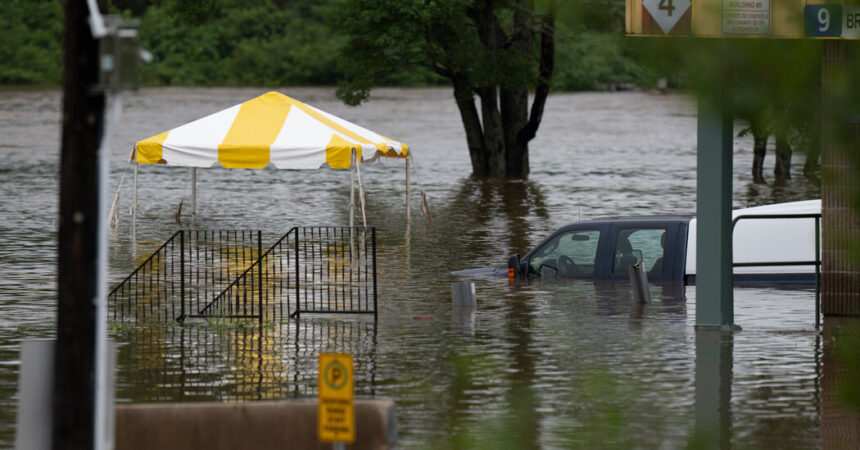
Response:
[507, 254, 521, 279]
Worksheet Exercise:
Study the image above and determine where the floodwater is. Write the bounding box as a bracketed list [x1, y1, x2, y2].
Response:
[0, 87, 832, 448]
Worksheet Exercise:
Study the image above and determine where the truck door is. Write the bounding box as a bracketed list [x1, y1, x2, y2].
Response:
[605, 222, 682, 281]
[527, 224, 609, 279]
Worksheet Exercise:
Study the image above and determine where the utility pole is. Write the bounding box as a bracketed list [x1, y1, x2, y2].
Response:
[54, 0, 106, 448]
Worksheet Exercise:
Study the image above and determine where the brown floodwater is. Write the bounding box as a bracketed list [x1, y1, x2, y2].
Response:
[0, 87, 827, 448]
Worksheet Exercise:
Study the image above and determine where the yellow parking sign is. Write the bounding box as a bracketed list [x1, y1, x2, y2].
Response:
[318, 353, 355, 443]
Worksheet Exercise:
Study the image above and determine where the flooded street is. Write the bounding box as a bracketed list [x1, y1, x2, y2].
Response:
[0, 87, 824, 447]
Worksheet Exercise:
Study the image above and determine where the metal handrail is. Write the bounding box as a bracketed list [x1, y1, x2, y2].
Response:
[197, 228, 297, 317]
[110, 227, 379, 323]
[107, 230, 182, 297]
[731, 212, 822, 327]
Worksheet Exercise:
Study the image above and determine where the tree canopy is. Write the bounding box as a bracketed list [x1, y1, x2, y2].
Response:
[0, 0, 655, 91]
[336, 0, 556, 178]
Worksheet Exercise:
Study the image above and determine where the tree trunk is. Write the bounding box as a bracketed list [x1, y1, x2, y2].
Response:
[774, 129, 792, 180]
[477, 87, 507, 176]
[803, 124, 821, 179]
[750, 118, 768, 184]
[501, 87, 530, 178]
[803, 144, 820, 179]
[452, 77, 487, 176]
[453, 5, 554, 179]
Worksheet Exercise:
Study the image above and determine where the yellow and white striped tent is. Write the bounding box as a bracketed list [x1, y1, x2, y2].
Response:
[123, 91, 412, 229]
[134, 91, 409, 169]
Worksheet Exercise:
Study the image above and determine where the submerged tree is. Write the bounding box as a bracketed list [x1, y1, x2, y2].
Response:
[336, 0, 555, 179]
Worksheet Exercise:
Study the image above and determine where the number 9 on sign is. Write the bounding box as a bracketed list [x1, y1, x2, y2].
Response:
[805, 5, 842, 37]
[818, 8, 830, 32]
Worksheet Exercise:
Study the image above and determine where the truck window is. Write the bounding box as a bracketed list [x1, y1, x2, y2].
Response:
[530, 230, 601, 277]
[613, 228, 667, 274]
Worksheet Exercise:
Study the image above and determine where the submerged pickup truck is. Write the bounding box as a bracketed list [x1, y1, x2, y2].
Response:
[453, 200, 821, 285]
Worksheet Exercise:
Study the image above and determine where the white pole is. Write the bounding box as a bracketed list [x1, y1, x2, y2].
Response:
[349, 149, 357, 266]
[405, 156, 411, 225]
[132, 159, 138, 239]
[349, 149, 355, 231]
[355, 152, 367, 230]
[191, 167, 197, 225]
[404, 155, 411, 268]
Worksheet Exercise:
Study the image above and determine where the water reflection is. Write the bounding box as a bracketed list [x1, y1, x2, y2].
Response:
[114, 318, 378, 402]
[446, 179, 549, 262]
[694, 329, 734, 449]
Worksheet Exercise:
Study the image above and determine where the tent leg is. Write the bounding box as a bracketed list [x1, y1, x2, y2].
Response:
[132, 163, 138, 239]
[356, 152, 367, 230]
[350, 150, 356, 231]
[405, 156, 411, 225]
[191, 167, 197, 226]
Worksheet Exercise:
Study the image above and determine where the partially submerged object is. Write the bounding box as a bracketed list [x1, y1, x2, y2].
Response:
[454, 200, 821, 285]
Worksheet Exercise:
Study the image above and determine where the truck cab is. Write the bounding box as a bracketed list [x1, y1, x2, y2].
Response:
[455, 200, 821, 285]
[521, 216, 690, 282]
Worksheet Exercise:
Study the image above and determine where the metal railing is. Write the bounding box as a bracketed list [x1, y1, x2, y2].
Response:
[109, 230, 263, 323]
[197, 227, 378, 321]
[195, 229, 296, 321]
[110, 227, 378, 323]
[732, 213, 822, 327]
[293, 227, 377, 318]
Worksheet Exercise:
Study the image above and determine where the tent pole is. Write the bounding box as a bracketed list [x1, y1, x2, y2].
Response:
[132, 163, 138, 238]
[191, 167, 197, 225]
[405, 156, 411, 225]
[356, 152, 367, 230]
[350, 149, 356, 231]
[404, 156, 411, 270]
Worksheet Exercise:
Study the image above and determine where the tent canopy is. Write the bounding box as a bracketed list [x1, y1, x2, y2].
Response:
[134, 91, 409, 170]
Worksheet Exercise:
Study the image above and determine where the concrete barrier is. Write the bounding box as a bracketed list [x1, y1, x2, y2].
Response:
[115, 399, 396, 450]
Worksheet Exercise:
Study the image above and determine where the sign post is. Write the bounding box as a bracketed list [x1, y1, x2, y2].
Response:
[318, 353, 355, 448]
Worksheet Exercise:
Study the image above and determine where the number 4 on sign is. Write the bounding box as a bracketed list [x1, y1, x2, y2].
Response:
[643, 0, 691, 34]
[659, 0, 675, 16]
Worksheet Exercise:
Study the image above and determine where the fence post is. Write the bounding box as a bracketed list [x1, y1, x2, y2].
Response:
[258, 230, 263, 324]
[180, 231, 185, 322]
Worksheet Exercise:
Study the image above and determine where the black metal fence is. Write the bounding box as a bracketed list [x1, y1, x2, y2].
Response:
[195, 229, 297, 321]
[109, 227, 378, 323]
[293, 227, 377, 318]
[109, 230, 263, 323]
[197, 227, 378, 321]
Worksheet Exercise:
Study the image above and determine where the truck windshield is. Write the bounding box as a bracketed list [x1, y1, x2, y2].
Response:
[529, 230, 601, 277]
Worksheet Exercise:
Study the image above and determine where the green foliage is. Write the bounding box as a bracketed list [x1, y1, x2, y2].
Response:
[0, 0, 63, 85]
[0, 0, 657, 91]
[139, 0, 345, 86]
[333, 0, 481, 104]
[553, 29, 655, 91]
[205, 317, 261, 329]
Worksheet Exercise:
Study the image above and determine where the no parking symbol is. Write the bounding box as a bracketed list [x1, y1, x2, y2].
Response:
[318, 353, 355, 444]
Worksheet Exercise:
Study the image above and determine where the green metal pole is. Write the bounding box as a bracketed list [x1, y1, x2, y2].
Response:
[694, 329, 733, 448]
[696, 95, 735, 329]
